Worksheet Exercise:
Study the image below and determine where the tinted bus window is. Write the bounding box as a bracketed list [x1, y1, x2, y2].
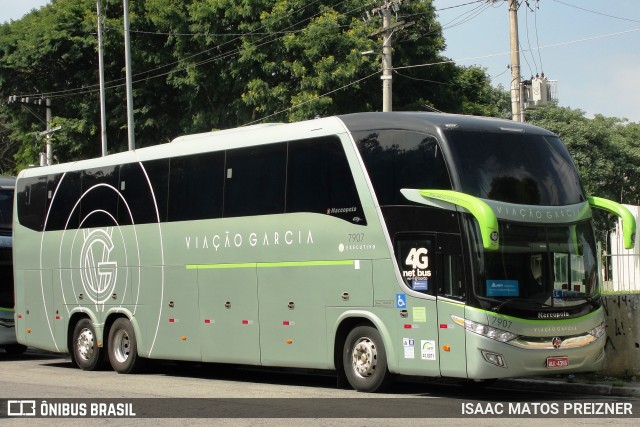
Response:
[224, 144, 286, 218]
[142, 159, 170, 223]
[287, 136, 365, 225]
[0, 182, 13, 308]
[16, 176, 48, 232]
[444, 131, 584, 205]
[354, 130, 452, 205]
[81, 166, 119, 228]
[169, 153, 223, 222]
[119, 160, 169, 225]
[46, 172, 81, 231]
[0, 188, 12, 231]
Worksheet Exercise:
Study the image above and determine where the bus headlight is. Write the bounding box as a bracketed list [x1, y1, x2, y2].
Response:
[588, 321, 606, 339]
[452, 316, 518, 343]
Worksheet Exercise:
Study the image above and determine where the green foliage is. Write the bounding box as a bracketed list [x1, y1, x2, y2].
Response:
[526, 105, 640, 239]
[1, 0, 511, 172]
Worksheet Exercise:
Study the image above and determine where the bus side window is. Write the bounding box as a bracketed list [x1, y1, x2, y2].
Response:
[439, 254, 465, 300]
[46, 172, 81, 231]
[17, 176, 48, 232]
[81, 166, 119, 228]
[224, 143, 286, 218]
[169, 153, 222, 222]
[119, 161, 169, 225]
[287, 136, 365, 225]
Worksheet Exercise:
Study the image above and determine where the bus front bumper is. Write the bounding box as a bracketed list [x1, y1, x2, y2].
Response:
[465, 332, 606, 380]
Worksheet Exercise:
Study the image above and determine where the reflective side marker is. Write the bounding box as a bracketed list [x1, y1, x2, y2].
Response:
[181, 336, 187, 341]
[285, 339, 293, 344]
[26, 328, 31, 333]
[169, 318, 175, 323]
[442, 345, 451, 351]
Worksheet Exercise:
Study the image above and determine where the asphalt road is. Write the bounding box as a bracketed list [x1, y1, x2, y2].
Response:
[0, 349, 637, 426]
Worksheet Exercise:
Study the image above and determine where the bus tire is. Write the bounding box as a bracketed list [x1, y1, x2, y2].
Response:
[343, 325, 391, 392]
[72, 318, 103, 371]
[108, 318, 143, 374]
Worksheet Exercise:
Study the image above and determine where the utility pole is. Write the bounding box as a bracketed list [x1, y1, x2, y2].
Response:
[381, 5, 393, 112]
[123, 0, 135, 150]
[36, 99, 62, 166]
[97, 0, 107, 156]
[365, 0, 413, 112]
[7, 96, 61, 166]
[45, 99, 53, 165]
[508, 0, 522, 122]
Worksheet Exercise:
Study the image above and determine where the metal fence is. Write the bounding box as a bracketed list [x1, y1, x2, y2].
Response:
[601, 209, 640, 292]
[602, 252, 640, 292]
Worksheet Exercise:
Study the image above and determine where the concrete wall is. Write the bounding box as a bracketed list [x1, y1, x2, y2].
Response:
[602, 294, 640, 377]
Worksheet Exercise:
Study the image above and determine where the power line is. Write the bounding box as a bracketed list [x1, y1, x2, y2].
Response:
[532, 0, 543, 72]
[393, 27, 640, 71]
[552, 0, 640, 24]
[523, 2, 538, 75]
[17, 0, 366, 101]
[438, 1, 493, 31]
[245, 70, 380, 126]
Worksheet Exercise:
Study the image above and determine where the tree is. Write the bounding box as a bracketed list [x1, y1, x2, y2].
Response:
[526, 105, 640, 240]
[0, 0, 510, 171]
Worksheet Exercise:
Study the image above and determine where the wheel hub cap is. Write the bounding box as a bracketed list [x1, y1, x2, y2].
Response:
[351, 337, 377, 378]
[77, 328, 94, 361]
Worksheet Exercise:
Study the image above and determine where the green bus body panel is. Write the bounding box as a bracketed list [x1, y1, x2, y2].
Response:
[197, 267, 260, 364]
[588, 196, 636, 249]
[438, 301, 467, 378]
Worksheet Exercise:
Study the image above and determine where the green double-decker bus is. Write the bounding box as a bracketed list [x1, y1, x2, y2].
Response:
[13, 112, 635, 392]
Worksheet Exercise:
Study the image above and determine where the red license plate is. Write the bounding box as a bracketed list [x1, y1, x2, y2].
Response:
[546, 356, 569, 368]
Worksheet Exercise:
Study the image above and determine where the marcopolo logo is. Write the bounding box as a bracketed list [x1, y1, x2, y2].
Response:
[79, 228, 118, 305]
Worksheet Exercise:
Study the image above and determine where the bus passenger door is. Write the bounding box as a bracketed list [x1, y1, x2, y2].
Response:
[395, 234, 440, 377]
[435, 234, 467, 378]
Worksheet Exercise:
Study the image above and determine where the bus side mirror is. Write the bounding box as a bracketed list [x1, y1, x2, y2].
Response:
[588, 196, 636, 249]
[401, 188, 499, 251]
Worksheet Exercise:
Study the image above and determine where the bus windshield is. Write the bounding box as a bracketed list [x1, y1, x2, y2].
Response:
[472, 220, 599, 314]
[444, 130, 584, 206]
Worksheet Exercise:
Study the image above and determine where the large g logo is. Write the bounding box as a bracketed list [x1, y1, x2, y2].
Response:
[79, 228, 118, 305]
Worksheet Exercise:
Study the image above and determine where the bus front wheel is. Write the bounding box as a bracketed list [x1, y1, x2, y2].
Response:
[108, 318, 143, 374]
[343, 325, 391, 392]
[72, 318, 104, 371]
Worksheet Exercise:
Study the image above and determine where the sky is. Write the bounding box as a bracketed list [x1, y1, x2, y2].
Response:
[1, 0, 639, 122]
[433, 0, 640, 122]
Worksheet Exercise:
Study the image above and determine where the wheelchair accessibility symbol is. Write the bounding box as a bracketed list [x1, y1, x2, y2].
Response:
[395, 294, 407, 309]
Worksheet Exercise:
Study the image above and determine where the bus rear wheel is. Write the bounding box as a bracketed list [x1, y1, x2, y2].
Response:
[343, 325, 391, 392]
[72, 318, 104, 371]
[108, 318, 143, 374]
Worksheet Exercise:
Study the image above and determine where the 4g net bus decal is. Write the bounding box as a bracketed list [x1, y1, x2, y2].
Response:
[397, 236, 434, 294]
